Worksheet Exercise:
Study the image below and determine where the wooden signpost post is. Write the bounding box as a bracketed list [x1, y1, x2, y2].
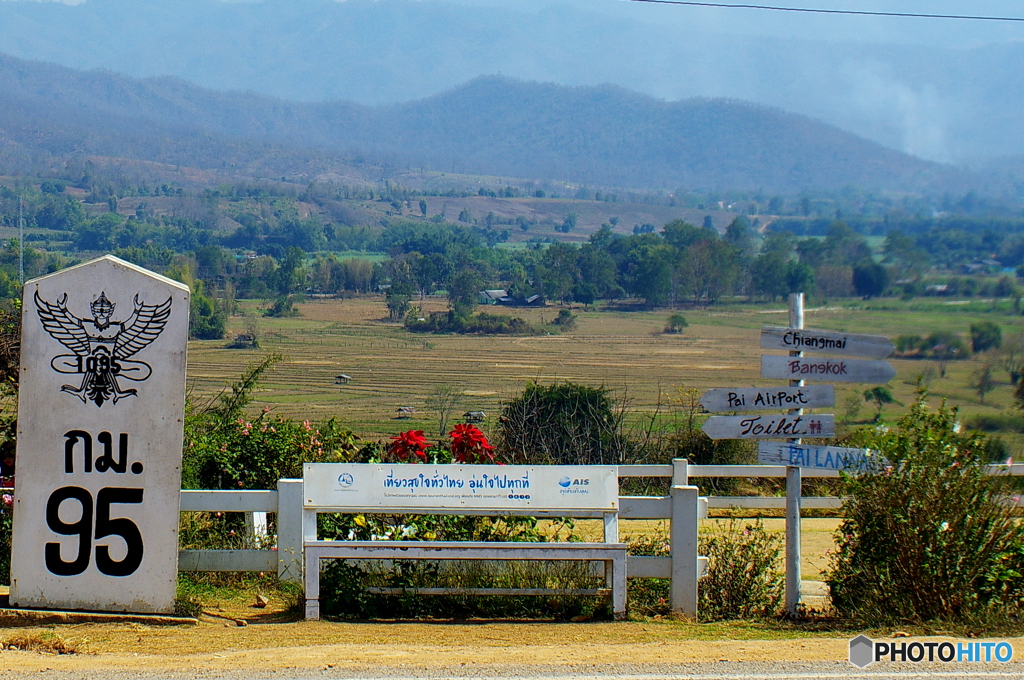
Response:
[9, 256, 189, 614]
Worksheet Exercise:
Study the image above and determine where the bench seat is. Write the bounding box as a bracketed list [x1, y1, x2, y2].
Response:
[304, 539, 628, 620]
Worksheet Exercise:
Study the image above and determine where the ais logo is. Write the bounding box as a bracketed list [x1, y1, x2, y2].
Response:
[558, 477, 590, 488]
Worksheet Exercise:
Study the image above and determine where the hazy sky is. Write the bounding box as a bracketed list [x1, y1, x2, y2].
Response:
[501, 0, 1024, 47]
[1, 0, 1021, 162]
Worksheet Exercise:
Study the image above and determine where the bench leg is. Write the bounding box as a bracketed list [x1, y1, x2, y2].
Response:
[611, 555, 627, 621]
[304, 553, 321, 621]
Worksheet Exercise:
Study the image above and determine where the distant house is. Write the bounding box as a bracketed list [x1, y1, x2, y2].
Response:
[334, 374, 352, 384]
[463, 411, 486, 423]
[479, 289, 512, 305]
[963, 260, 1002, 274]
[396, 406, 416, 418]
[525, 294, 544, 306]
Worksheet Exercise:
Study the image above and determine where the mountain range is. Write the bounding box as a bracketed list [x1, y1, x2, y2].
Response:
[0, 0, 1021, 165]
[0, 53, 968, 194]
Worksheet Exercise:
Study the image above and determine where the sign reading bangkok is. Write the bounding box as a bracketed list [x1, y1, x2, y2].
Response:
[9, 256, 189, 614]
[761, 355, 896, 385]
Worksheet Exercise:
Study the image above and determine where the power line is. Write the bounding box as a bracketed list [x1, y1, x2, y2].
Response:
[628, 0, 1024, 22]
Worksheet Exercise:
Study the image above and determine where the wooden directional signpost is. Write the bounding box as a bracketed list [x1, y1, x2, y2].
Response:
[699, 294, 897, 617]
[760, 355, 897, 384]
[9, 256, 189, 614]
[760, 326, 895, 359]
[757, 442, 877, 472]
[702, 414, 835, 440]
[699, 385, 833, 413]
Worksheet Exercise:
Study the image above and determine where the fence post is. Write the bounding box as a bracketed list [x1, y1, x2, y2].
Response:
[276, 479, 303, 583]
[670, 483, 699, 620]
[672, 458, 689, 486]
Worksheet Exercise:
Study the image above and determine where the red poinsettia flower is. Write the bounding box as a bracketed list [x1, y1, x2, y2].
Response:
[389, 430, 429, 463]
[449, 423, 495, 463]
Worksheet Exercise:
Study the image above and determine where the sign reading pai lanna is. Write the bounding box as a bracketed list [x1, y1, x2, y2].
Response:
[757, 441, 879, 472]
[304, 463, 619, 512]
[10, 256, 189, 614]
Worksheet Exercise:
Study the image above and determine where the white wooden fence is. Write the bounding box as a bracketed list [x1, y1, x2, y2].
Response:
[177, 460, 1024, 618]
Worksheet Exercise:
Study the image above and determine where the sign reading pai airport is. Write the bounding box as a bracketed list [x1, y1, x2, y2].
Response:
[304, 463, 619, 511]
[10, 256, 189, 614]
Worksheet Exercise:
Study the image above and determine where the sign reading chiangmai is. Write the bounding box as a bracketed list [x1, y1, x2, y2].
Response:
[760, 326, 895, 359]
[701, 414, 835, 440]
[700, 385, 834, 413]
[10, 256, 189, 614]
[757, 441, 876, 472]
[761, 355, 896, 385]
[304, 463, 618, 512]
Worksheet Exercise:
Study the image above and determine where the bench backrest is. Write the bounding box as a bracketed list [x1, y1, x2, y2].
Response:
[303, 463, 621, 541]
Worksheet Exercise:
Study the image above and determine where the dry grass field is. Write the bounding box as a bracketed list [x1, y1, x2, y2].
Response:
[187, 295, 1024, 452]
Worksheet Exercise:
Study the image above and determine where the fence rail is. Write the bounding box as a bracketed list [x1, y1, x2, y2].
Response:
[176, 461, 1024, 617]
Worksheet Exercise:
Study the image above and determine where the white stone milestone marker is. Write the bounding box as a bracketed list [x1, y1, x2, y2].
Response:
[10, 256, 189, 614]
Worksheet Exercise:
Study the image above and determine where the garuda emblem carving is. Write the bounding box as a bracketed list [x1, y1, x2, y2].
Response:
[35, 290, 172, 407]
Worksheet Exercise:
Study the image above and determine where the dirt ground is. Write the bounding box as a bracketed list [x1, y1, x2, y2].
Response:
[3, 587, 1023, 675]
[0, 595, 850, 674]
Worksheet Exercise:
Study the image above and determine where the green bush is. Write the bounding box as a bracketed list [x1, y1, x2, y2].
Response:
[625, 520, 783, 621]
[625, 530, 672, 617]
[498, 381, 634, 465]
[698, 519, 783, 622]
[966, 412, 1024, 434]
[826, 392, 1024, 626]
[182, 356, 360, 491]
[664, 314, 688, 334]
[406, 310, 536, 335]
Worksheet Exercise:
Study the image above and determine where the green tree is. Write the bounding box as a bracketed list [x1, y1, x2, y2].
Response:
[852, 261, 889, 298]
[447, 267, 483, 318]
[664, 314, 688, 334]
[970, 321, 1003, 354]
[419, 199, 428, 217]
[385, 285, 413, 322]
[862, 386, 900, 422]
[970, 364, 997, 405]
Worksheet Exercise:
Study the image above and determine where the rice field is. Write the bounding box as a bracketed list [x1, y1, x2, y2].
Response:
[187, 295, 1024, 451]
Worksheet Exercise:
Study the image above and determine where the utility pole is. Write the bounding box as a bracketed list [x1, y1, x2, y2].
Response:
[18, 197, 24, 285]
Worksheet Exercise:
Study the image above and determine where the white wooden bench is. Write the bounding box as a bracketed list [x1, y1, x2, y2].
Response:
[302, 463, 628, 620]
